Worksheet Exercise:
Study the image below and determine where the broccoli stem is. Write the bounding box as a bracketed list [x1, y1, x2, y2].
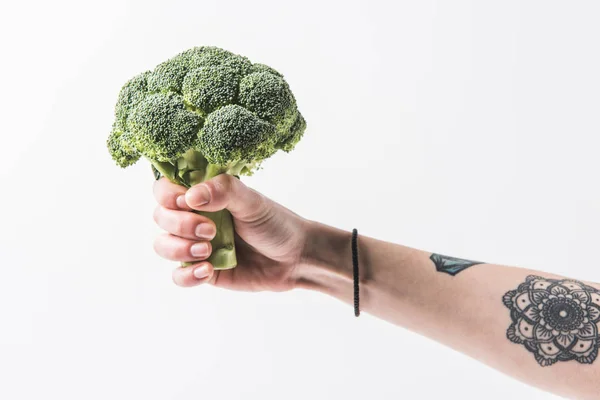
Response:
[151, 150, 238, 270]
[185, 163, 237, 270]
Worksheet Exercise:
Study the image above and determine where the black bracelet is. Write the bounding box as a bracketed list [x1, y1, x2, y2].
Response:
[352, 228, 360, 317]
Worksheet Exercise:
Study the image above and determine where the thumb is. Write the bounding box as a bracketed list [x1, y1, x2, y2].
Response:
[184, 174, 270, 223]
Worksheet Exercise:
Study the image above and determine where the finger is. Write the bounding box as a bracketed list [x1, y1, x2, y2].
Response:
[153, 233, 212, 262]
[185, 174, 270, 222]
[172, 262, 215, 287]
[153, 178, 191, 210]
[153, 206, 217, 240]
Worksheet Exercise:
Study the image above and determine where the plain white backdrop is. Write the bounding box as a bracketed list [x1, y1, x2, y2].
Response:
[1, 0, 599, 399]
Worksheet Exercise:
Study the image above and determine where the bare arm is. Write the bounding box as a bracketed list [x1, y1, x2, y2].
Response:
[152, 176, 600, 399]
[298, 223, 600, 399]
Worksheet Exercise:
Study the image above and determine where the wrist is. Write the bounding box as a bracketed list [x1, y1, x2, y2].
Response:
[295, 221, 363, 303]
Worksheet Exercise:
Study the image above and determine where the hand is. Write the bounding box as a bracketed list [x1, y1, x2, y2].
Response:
[152, 175, 310, 291]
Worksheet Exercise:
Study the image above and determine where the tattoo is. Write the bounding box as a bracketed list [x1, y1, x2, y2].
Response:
[503, 275, 600, 366]
[430, 253, 483, 276]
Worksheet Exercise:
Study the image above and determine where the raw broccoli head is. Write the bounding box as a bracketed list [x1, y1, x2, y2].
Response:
[107, 46, 306, 173]
[107, 47, 306, 271]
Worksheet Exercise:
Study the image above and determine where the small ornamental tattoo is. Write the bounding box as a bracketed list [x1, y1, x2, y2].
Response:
[430, 253, 483, 276]
[503, 275, 600, 367]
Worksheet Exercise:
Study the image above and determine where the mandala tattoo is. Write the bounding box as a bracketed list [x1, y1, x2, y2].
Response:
[430, 253, 483, 276]
[503, 275, 600, 366]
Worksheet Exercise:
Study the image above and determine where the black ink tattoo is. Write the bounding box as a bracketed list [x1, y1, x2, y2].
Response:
[430, 253, 483, 276]
[504, 275, 600, 366]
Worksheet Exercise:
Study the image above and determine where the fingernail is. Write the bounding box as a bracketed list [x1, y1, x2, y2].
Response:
[176, 195, 187, 209]
[187, 185, 211, 207]
[191, 242, 209, 257]
[195, 224, 216, 240]
[193, 265, 210, 279]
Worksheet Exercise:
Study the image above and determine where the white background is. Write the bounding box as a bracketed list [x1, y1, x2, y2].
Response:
[1, 0, 599, 399]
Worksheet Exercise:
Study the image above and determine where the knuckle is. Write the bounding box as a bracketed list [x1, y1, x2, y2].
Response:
[254, 195, 269, 215]
[155, 187, 169, 206]
[244, 190, 271, 222]
[182, 214, 197, 230]
[212, 174, 235, 193]
[152, 179, 162, 197]
[167, 243, 183, 260]
[152, 236, 163, 255]
[154, 234, 184, 260]
[173, 216, 188, 235]
[152, 206, 162, 224]
[172, 269, 195, 288]
[155, 183, 178, 208]
[172, 270, 185, 286]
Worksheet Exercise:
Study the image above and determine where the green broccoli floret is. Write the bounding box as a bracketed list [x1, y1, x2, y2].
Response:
[114, 72, 151, 131]
[107, 128, 140, 168]
[249, 63, 283, 77]
[127, 93, 201, 162]
[200, 104, 276, 165]
[279, 113, 306, 152]
[182, 65, 241, 115]
[107, 46, 306, 270]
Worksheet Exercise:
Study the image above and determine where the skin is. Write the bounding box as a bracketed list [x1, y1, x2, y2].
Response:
[153, 175, 309, 291]
[153, 176, 600, 399]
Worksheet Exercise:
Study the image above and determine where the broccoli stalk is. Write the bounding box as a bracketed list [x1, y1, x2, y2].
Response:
[151, 149, 239, 269]
[107, 46, 306, 270]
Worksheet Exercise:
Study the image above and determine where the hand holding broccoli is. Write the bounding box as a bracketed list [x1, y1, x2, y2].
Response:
[153, 176, 309, 290]
[108, 47, 306, 269]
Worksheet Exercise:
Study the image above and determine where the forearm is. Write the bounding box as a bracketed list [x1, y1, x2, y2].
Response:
[298, 222, 600, 399]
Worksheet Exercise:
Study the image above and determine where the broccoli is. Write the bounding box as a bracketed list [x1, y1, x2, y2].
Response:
[107, 46, 306, 270]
